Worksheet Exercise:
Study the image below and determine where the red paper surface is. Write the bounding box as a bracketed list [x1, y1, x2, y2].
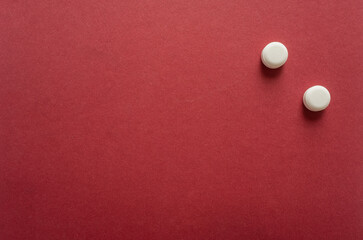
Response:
[0, 1, 362, 239]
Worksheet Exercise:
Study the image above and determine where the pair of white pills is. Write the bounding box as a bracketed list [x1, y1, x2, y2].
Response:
[261, 42, 331, 112]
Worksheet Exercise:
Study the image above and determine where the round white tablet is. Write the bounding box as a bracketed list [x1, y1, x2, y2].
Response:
[303, 85, 331, 112]
[261, 42, 288, 69]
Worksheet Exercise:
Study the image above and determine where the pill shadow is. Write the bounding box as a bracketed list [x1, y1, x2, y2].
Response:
[302, 102, 324, 121]
[260, 60, 283, 79]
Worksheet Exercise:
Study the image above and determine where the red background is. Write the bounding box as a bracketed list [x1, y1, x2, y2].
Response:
[1, 0, 362, 239]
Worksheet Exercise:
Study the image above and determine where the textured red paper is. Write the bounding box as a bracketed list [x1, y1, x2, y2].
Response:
[0, 1, 362, 239]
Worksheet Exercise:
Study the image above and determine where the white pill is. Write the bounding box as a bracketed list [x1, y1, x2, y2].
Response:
[303, 85, 331, 112]
[261, 42, 288, 69]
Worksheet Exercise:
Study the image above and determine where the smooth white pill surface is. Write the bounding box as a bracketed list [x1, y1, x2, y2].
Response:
[261, 42, 288, 69]
[303, 85, 331, 112]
